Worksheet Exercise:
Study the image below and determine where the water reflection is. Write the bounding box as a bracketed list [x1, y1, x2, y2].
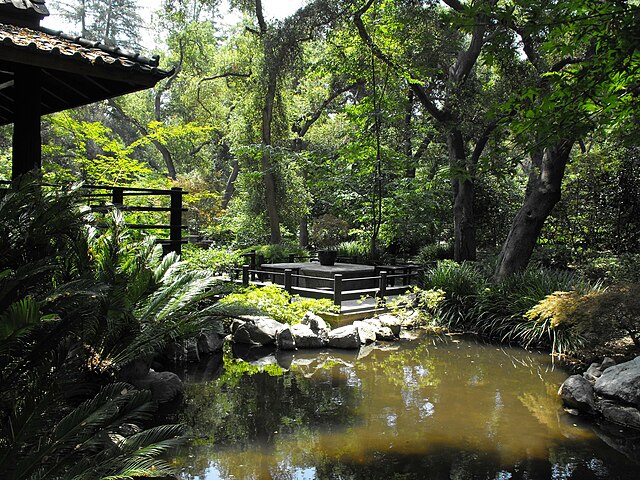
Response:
[173, 332, 639, 479]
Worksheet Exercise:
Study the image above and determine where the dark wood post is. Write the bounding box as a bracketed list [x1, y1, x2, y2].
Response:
[334, 274, 343, 308]
[112, 187, 124, 206]
[284, 269, 292, 294]
[169, 187, 183, 255]
[12, 66, 42, 179]
[288, 253, 295, 262]
[249, 250, 256, 281]
[378, 270, 387, 302]
[242, 265, 250, 287]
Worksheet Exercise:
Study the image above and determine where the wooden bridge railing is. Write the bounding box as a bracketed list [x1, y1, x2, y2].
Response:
[1, 181, 187, 255]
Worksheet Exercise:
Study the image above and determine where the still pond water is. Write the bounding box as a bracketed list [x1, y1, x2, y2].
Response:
[171, 332, 640, 479]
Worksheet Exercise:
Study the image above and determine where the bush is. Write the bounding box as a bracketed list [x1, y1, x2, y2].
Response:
[474, 267, 591, 337]
[221, 285, 338, 325]
[413, 242, 454, 267]
[518, 283, 640, 356]
[182, 245, 243, 277]
[337, 240, 369, 261]
[577, 252, 640, 283]
[240, 243, 308, 264]
[421, 260, 485, 328]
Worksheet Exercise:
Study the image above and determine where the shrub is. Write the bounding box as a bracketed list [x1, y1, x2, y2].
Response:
[518, 283, 640, 356]
[474, 267, 592, 337]
[413, 242, 454, 267]
[0, 179, 219, 478]
[337, 240, 369, 261]
[221, 285, 338, 325]
[182, 245, 243, 277]
[387, 286, 446, 327]
[309, 214, 349, 249]
[421, 260, 486, 329]
[240, 243, 308, 264]
[577, 252, 640, 283]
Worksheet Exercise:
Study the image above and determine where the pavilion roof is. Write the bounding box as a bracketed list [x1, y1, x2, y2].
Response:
[0, 22, 174, 125]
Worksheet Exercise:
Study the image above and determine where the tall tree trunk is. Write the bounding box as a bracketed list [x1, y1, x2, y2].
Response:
[494, 139, 575, 280]
[262, 77, 282, 244]
[448, 129, 476, 261]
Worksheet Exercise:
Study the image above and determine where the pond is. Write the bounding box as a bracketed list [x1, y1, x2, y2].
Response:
[170, 332, 640, 479]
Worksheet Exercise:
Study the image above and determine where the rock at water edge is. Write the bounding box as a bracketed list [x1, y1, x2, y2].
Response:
[353, 321, 377, 345]
[276, 325, 296, 351]
[558, 374, 597, 413]
[594, 356, 640, 407]
[328, 325, 360, 349]
[291, 323, 325, 348]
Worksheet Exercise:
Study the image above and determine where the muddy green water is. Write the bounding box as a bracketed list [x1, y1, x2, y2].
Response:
[171, 332, 640, 479]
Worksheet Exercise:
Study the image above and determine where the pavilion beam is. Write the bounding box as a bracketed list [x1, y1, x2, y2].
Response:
[12, 65, 41, 179]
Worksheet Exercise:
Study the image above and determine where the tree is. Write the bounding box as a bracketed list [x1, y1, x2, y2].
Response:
[353, 0, 510, 261]
[52, 0, 143, 49]
[494, 0, 640, 279]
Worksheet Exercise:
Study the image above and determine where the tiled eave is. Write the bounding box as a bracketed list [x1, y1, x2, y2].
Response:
[0, 22, 174, 125]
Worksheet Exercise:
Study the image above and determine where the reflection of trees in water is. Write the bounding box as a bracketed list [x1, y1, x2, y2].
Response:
[174, 333, 638, 479]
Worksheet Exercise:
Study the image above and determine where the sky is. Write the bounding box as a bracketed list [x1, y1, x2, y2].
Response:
[42, 0, 307, 52]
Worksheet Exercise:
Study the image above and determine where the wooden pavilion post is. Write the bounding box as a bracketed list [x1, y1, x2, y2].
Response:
[12, 65, 42, 179]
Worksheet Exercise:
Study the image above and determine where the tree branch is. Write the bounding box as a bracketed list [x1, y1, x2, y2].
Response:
[352, 2, 447, 123]
[292, 79, 365, 138]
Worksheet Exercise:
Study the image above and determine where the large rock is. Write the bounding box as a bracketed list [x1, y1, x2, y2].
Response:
[599, 400, 640, 430]
[375, 314, 402, 337]
[132, 369, 183, 404]
[232, 316, 285, 346]
[291, 323, 324, 349]
[353, 321, 377, 345]
[276, 325, 296, 351]
[328, 325, 361, 349]
[197, 332, 225, 355]
[594, 356, 640, 407]
[301, 312, 331, 342]
[584, 362, 603, 384]
[363, 318, 395, 341]
[558, 374, 597, 413]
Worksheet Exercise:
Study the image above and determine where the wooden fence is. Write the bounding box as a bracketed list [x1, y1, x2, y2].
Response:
[238, 265, 418, 309]
[1, 181, 187, 255]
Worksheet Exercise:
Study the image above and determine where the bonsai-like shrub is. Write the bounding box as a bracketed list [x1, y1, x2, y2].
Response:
[309, 214, 349, 250]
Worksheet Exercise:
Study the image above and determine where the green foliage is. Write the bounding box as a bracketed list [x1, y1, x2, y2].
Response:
[474, 267, 594, 339]
[336, 240, 370, 260]
[421, 260, 486, 329]
[387, 286, 446, 327]
[182, 245, 244, 278]
[414, 242, 454, 267]
[0, 178, 236, 478]
[577, 252, 640, 284]
[240, 243, 308, 264]
[221, 285, 337, 325]
[309, 214, 350, 249]
[520, 283, 640, 356]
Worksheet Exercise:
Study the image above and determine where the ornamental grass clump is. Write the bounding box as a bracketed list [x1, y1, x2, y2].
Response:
[474, 267, 590, 338]
[421, 260, 486, 329]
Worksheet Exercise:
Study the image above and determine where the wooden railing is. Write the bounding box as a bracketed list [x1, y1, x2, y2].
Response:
[238, 265, 418, 310]
[1, 181, 187, 255]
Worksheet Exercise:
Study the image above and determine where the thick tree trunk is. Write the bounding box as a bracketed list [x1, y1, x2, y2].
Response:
[494, 139, 574, 280]
[262, 78, 282, 244]
[448, 129, 476, 261]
